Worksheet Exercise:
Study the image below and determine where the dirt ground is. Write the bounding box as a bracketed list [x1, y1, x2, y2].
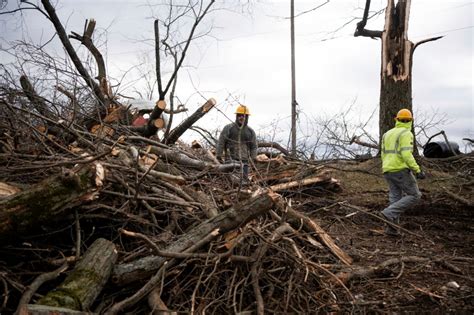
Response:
[291, 155, 474, 313]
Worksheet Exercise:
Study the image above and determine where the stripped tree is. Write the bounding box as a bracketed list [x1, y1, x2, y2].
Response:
[354, 0, 443, 144]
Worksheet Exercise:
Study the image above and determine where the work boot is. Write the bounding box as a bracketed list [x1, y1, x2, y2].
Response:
[379, 212, 401, 237]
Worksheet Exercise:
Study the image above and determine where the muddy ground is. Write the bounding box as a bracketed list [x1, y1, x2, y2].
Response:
[288, 155, 474, 313]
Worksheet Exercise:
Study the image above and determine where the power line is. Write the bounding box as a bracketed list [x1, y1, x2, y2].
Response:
[412, 25, 474, 40]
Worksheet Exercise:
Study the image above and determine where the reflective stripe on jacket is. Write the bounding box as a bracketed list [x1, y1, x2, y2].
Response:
[381, 120, 421, 174]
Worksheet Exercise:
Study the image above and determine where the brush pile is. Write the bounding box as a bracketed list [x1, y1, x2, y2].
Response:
[0, 91, 362, 314]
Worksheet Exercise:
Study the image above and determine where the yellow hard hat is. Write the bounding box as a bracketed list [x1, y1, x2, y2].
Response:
[235, 104, 250, 115]
[396, 108, 413, 121]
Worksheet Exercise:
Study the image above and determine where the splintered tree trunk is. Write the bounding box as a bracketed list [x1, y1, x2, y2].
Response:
[0, 166, 95, 235]
[379, 0, 413, 139]
[355, 0, 442, 145]
[36, 238, 117, 310]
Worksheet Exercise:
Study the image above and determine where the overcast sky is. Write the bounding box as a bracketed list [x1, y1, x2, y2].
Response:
[1, 0, 472, 152]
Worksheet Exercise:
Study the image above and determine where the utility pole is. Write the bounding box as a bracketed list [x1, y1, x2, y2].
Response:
[290, 0, 297, 157]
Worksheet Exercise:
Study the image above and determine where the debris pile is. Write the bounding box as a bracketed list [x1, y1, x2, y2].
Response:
[1, 95, 361, 314]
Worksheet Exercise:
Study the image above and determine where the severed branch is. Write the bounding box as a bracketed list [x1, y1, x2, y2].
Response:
[257, 141, 290, 156]
[349, 135, 378, 149]
[40, 0, 107, 108]
[413, 36, 444, 52]
[69, 19, 110, 98]
[270, 174, 340, 192]
[354, 0, 383, 38]
[165, 98, 216, 145]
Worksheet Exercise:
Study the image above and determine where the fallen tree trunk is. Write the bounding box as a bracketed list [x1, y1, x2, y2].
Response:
[165, 98, 216, 145]
[112, 190, 281, 284]
[36, 238, 117, 310]
[0, 166, 96, 235]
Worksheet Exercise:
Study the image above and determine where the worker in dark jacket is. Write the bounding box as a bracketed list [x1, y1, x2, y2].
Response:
[380, 108, 425, 236]
[216, 105, 257, 182]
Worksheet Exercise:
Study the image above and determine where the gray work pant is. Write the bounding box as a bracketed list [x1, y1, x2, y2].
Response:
[382, 169, 421, 223]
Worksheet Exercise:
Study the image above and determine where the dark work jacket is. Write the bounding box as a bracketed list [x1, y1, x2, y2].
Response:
[216, 122, 257, 162]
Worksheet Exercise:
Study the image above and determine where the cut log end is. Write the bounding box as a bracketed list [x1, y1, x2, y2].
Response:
[153, 118, 165, 129]
[156, 100, 167, 110]
[203, 98, 217, 112]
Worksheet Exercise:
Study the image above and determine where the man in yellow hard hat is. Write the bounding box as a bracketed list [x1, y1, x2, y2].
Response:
[216, 104, 257, 183]
[380, 108, 425, 236]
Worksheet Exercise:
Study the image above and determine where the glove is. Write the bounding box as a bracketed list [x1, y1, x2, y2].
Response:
[416, 170, 426, 180]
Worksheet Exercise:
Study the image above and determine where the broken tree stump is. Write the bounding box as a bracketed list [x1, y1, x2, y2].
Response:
[36, 238, 117, 310]
[0, 166, 96, 235]
[112, 190, 281, 284]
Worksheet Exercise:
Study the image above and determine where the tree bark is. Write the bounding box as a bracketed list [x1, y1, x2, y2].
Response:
[112, 190, 281, 284]
[257, 141, 290, 156]
[355, 0, 441, 145]
[269, 174, 340, 192]
[379, 0, 413, 140]
[69, 19, 110, 98]
[164, 98, 216, 145]
[0, 166, 96, 235]
[36, 238, 117, 310]
[40, 0, 107, 109]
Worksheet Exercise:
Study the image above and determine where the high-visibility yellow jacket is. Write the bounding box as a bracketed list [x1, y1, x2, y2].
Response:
[381, 120, 421, 174]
